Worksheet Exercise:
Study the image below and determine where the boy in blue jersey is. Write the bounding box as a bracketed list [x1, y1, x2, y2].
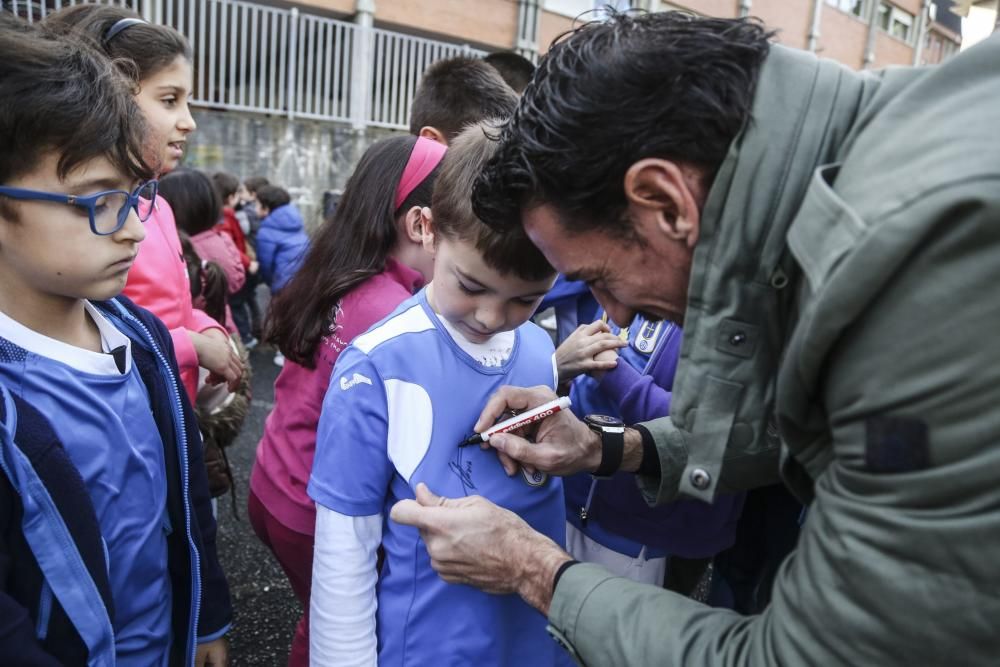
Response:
[0, 17, 230, 666]
[308, 122, 569, 666]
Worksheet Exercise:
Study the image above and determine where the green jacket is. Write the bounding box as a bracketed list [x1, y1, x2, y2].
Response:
[548, 36, 1000, 666]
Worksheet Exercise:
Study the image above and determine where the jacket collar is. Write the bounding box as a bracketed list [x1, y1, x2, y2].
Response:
[667, 44, 880, 499]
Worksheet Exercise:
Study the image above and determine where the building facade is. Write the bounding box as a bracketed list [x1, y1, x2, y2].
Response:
[3, 0, 963, 223]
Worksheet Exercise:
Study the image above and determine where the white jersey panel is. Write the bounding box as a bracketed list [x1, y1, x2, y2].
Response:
[353, 304, 434, 354]
[384, 379, 433, 483]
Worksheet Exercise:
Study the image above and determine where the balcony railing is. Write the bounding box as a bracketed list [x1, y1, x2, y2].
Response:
[4, 0, 486, 130]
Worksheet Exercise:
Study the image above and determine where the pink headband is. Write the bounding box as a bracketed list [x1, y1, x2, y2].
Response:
[394, 137, 447, 210]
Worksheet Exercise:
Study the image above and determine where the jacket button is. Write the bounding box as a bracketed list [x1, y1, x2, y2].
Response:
[729, 332, 747, 346]
[690, 468, 711, 490]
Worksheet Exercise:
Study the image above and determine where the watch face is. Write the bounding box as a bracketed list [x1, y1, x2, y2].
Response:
[586, 414, 623, 428]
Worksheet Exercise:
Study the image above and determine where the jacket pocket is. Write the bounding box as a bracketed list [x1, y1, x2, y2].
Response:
[787, 163, 868, 294]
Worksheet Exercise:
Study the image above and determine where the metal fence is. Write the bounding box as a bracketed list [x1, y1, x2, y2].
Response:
[3, 0, 486, 129]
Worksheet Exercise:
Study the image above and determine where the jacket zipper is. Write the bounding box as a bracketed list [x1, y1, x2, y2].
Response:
[113, 302, 202, 666]
[35, 579, 52, 641]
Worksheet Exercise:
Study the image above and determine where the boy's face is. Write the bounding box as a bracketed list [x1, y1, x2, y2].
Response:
[0, 154, 146, 307]
[427, 236, 554, 344]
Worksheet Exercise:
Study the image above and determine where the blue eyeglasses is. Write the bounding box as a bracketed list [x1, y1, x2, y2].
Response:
[0, 180, 158, 235]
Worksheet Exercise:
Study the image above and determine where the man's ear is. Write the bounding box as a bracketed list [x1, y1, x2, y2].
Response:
[623, 158, 702, 248]
[418, 207, 437, 253]
[417, 127, 448, 146]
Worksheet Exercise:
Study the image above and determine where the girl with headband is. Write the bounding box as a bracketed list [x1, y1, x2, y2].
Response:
[45, 5, 244, 407]
[250, 135, 445, 666]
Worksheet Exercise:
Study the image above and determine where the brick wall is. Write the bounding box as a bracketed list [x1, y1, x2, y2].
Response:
[816, 4, 867, 68]
[750, 0, 812, 49]
[376, 0, 518, 49]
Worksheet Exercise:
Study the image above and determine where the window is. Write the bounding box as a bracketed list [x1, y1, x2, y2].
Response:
[877, 3, 917, 44]
[544, 0, 600, 19]
[826, 0, 870, 19]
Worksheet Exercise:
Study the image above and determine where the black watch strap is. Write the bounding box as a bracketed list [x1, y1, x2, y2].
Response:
[592, 426, 625, 478]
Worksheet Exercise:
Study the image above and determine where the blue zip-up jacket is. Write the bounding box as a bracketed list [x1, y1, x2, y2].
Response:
[256, 203, 309, 292]
[0, 297, 232, 666]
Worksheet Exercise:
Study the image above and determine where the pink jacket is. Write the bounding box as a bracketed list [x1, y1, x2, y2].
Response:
[190, 229, 247, 334]
[123, 195, 226, 403]
[249, 258, 424, 534]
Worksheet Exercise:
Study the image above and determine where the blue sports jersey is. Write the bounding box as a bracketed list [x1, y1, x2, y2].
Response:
[0, 305, 172, 666]
[309, 289, 569, 667]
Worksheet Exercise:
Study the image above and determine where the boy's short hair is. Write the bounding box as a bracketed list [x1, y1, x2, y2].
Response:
[211, 171, 241, 201]
[0, 14, 151, 209]
[483, 51, 535, 94]
[256, 185, 291, 211]
[432, 121, 553, 282]
[409, 57, 518, 141]
[243, 176, 269, 195]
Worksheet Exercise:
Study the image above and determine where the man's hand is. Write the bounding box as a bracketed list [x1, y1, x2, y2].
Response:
[474, 385, 602, 477]
[390, 483, 572, 614]
[190, 329, 243, 392]
[195, 637, 228, 667]
[555, 320, 626, 384]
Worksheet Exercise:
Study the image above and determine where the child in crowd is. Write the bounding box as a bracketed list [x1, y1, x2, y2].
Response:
[308, 123, 568, 666]
[0, 15, 230, 665]
[255, 185, 310, 297]
[44, 3, 243, 405]
[249, 135, 443, 667]
[558, 315, 745, 594]
[482, 50, 536, 94]
[160, 168, 246, 334]
[409, 56, 518, 144]
[235, 175, 269, 344]
[256, 184, 309, 367]
[163, 170, 252, 509]
[213, 171, 259, 347]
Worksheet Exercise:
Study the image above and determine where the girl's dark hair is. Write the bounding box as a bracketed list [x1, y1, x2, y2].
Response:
[266, 135, 438, 367]
[178, 231, 228, 325]
[43, 4, 191, 82]
[212, 171, 240, 201]
[159, 168, 222, 235]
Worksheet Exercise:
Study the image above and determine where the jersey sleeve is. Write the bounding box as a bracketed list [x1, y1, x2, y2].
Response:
[308, 346, 393, 516]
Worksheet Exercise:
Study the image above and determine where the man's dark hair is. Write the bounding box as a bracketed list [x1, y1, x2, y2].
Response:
[433, 121, 553, 282]
[483, 51, 535, 94]
[409, 57, 518, 141]
[256, 185, 291, 211]
[44, 4, 191, 83]
[159, 168, 223, 235]
[0, 14, 151, 217]
[472, 11, 773, 235]
[243, 176, 269, 195]
[212, 171, 241, 201]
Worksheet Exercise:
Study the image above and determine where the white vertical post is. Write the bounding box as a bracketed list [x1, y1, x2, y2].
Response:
[737, 0, 752, 18]
[911, 0, 932, 65]
[863, 0, 881, 69]
[515, 0, 540, 60]
[807, 0, 823, 52]
[350, 0, 375, 130]
[287, 7, 299, 120]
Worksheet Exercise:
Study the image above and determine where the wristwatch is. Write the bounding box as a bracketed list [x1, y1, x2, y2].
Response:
[584, 414, 626, 478]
